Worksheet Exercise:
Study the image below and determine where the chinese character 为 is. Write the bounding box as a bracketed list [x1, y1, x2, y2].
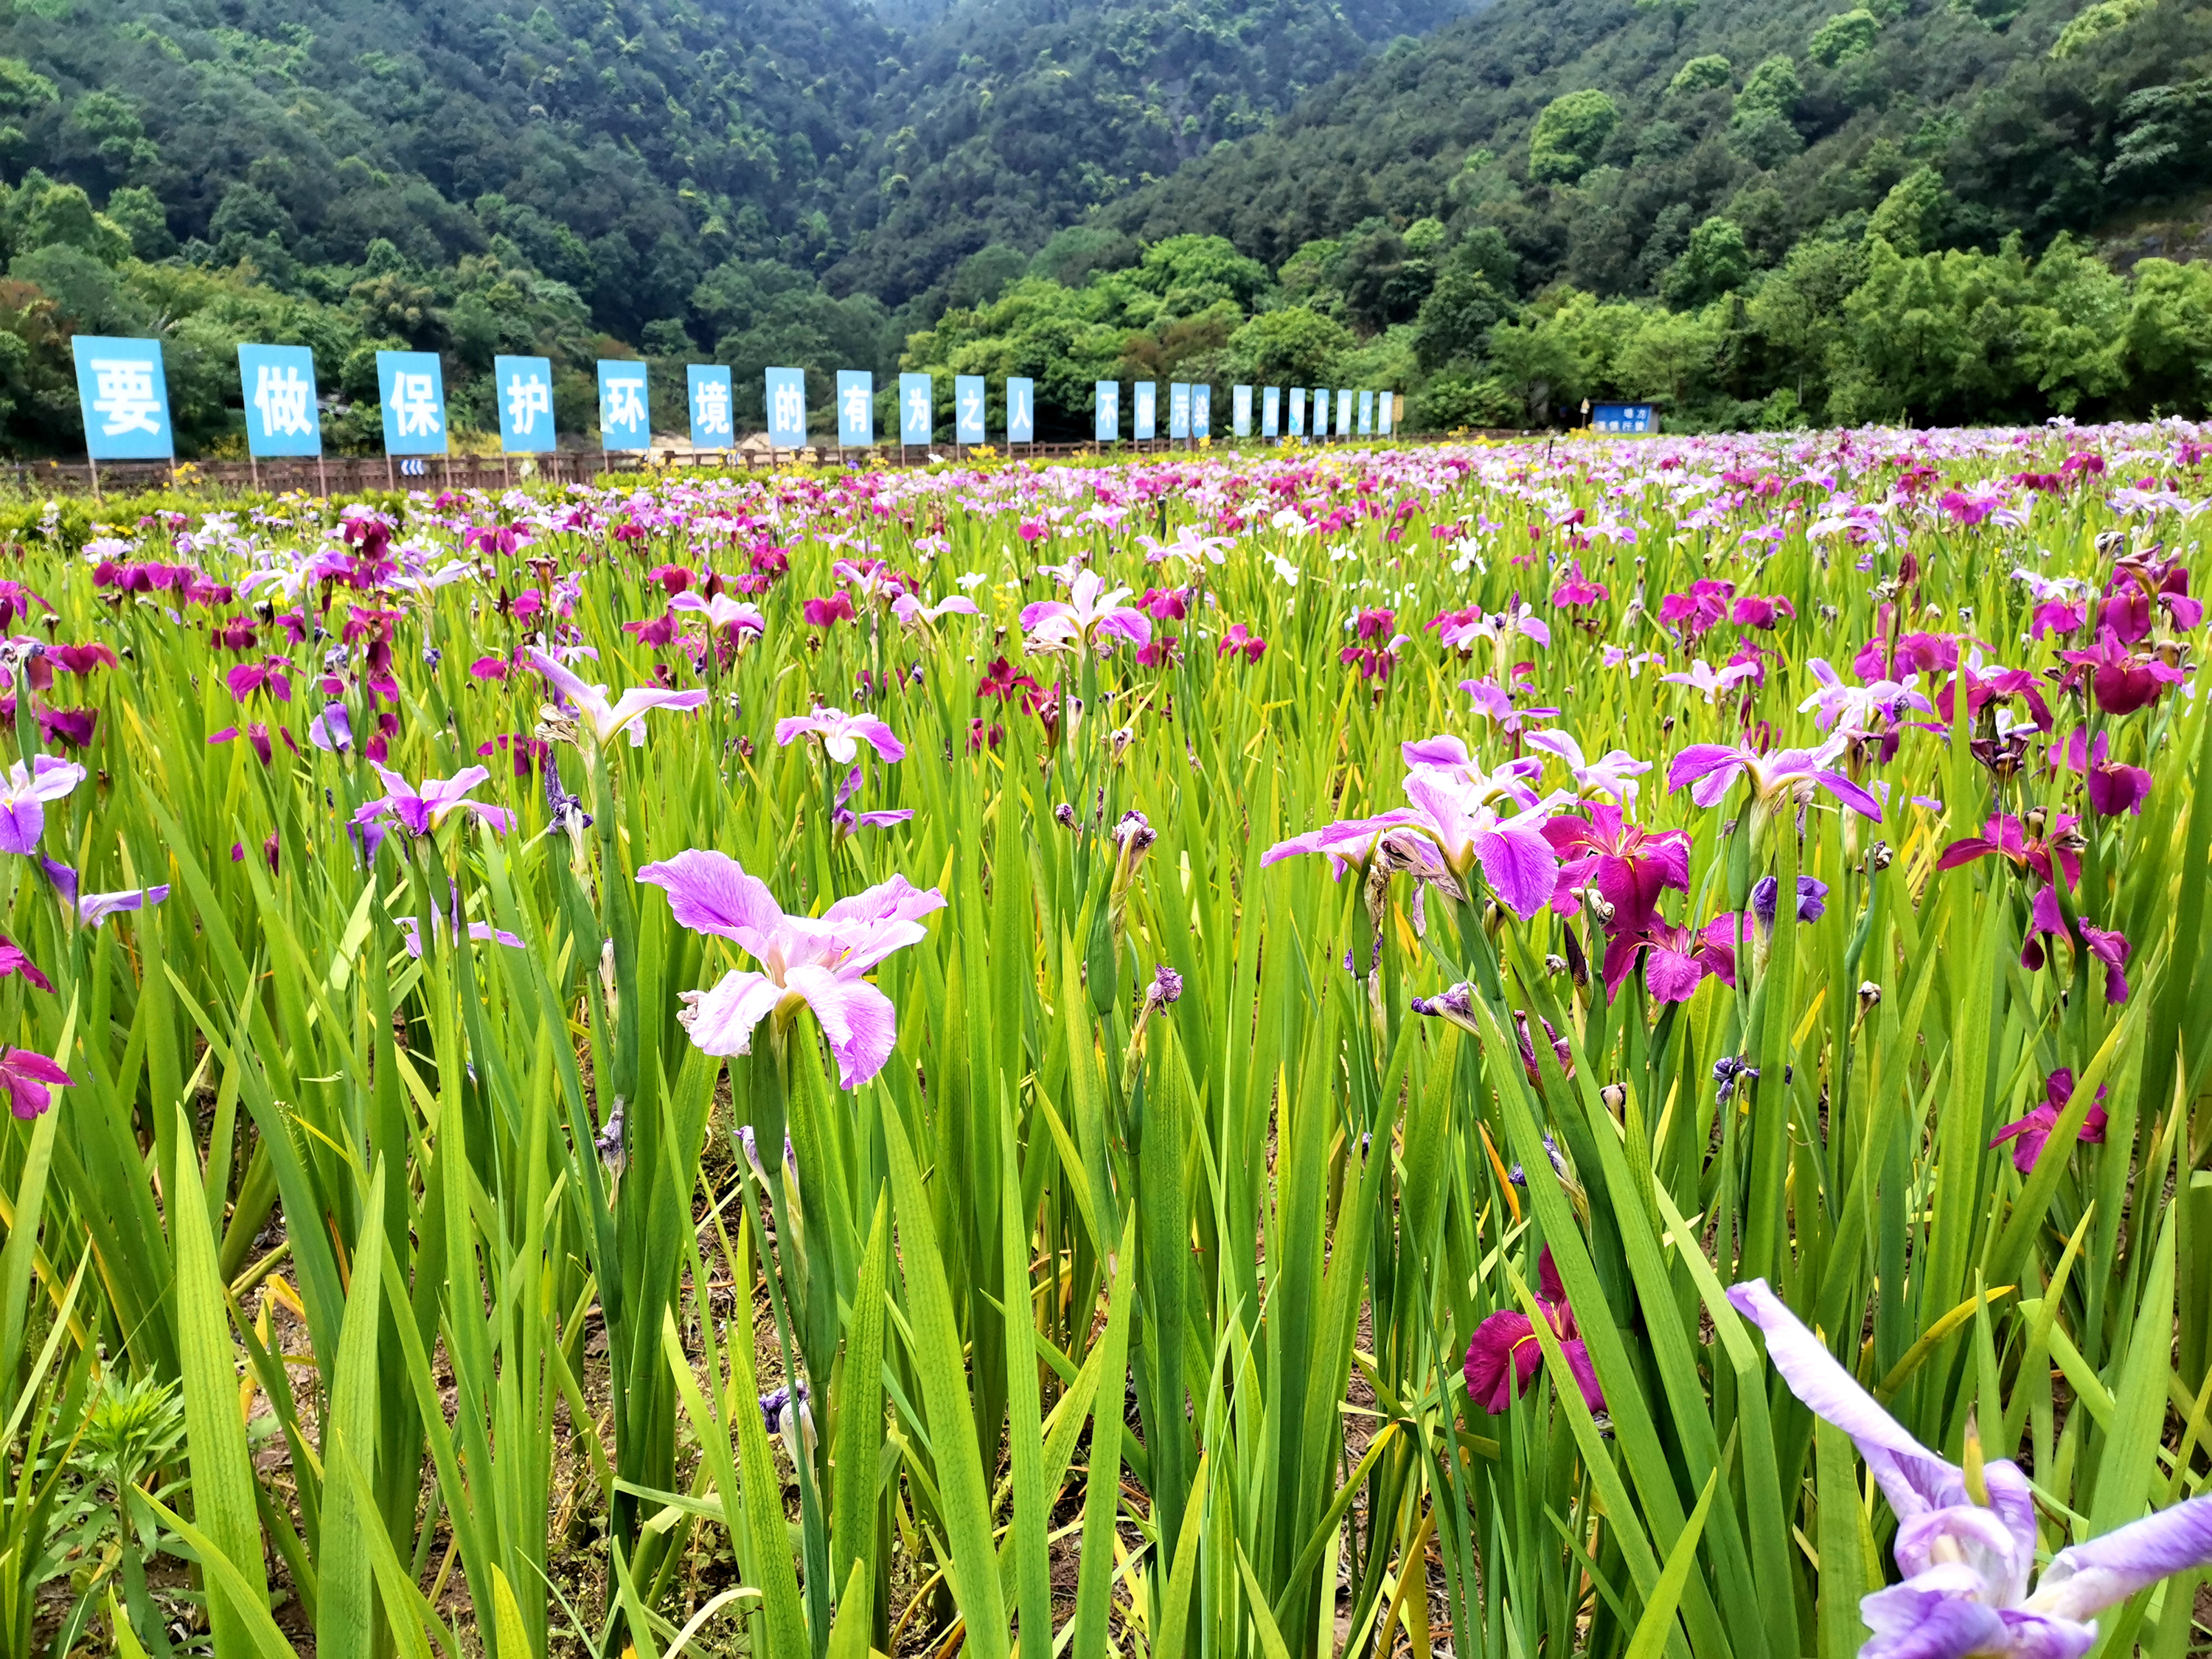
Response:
[505, 370, 551, 436]
[90, 358, 162, 437]
[841, 383, 869, 431]
[905, 389, 928, 428]
[771, 378, 804, 435]
[694, 380, 731, 437]
[252, 364, 314, 438]
[603, 377, 646, 433]
[388, 372, 442, 439]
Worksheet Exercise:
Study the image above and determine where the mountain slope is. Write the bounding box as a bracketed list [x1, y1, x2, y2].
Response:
[1096, 0, 2212, 299]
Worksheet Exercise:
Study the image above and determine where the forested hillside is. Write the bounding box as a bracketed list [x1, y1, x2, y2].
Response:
[0, 0, 2206, 454]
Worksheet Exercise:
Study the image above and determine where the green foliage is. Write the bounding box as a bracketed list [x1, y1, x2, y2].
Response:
[1808, 8, 1880, 64]
[1660, 216, 1752, 307]
[1529, 89, 1622, 184]
[1666, 53, 1734, 96]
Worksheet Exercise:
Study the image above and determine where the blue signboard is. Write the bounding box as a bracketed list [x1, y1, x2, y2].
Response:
[597, 359, 650, 451]
[1134, 382, 1156, 442]
[1592, 402, 1657, 434]
[237, 344, 321, 458]
[765, 366, 807, 448]
[73, 337, 174, 461]
[1377, 392, 1394, 437]
[955, 375, 986, 445]
[376, 350, 448, 457]
[1288, 388, 1307, 438]
[495, 354, 557, 454]
[1357, 390, 1374, 437]
[1094, 381, 1119, 442]
[1168, 382, 1190, 441]
[688, 365, 734, 449]
[1336, 389, 1354, 439]
[1192, 383, 1211, 439]
[836, 370, 874, 447]
[899, 373, 933, 445]
[1232, 385, 1251, 438]
[1262, 386, 1280, 439]
[1006, 377, 1035, 444]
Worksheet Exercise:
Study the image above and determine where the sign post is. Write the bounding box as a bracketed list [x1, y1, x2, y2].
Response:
[1262, 386, 1280, 441]
[898, 372, 932, 465]
[954, 375, 985, 455]
[597, 359, 651, 473]
[836, 370, 874, 462]
[237, 343, 321, 495]
[1231, 385, 1251, 439]
[1192, 383, 1211, 443]
[375, 349, 448, 493]
[1288, 387, 1306, 439]
[495, 353, 557, 485]
[1093, 381, 1119, 448]
[1006, 377, 1034, 452]
[765, 366, 807, 459]
[687, 365, 734, 463]
[1134, 382, 1156, 445]
[72, 336, 174, 498]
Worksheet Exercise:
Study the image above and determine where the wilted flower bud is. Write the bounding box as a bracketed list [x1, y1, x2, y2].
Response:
[1054, 801, 1078, 830]
[1587, 895, 1617, 926]
[1599, 1082, 1627, 1113]
[1146, 964, 1183, 1011]
[1544, 953, 1567, 976]
[1857, 981, 1882, 1010]
[594, 1096, 626, 1175]
[1867, 840, 1893, 871]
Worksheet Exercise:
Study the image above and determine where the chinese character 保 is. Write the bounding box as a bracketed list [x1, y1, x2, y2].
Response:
[695, 380, 731, 436]
[253, 364, 314, 438]
[389, 372, 442, 439]
[506, 371, 551, 435]
[91, 358, 163, 437]
[604, 378, 646, 432]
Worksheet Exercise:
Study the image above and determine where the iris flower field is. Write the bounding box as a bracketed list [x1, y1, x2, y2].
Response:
[1, 426, 2209, 1659]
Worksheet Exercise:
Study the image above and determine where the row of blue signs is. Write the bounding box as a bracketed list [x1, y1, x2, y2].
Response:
[66, 335, 1402, 461]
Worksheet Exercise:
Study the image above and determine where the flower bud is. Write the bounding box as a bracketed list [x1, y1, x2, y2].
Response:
[1599, 1082, 1627, 1113]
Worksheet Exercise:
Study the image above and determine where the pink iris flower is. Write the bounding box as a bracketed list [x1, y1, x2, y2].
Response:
[0, 756, 85, 856]
[639, 849, 944, 1088]
[1217, 623, 1267, 662]
[1524, 730, 1651, 804]
[2059, 627, 2186, 716]
[1730, 1277, 2212, 1659]
[1604, 912, 1739, 1002]
[1019, 571, 1152, 655]
[2052, 729, 2151, 817]
[774, 709, 905, 765]
[1464, 1246, 1604, 1415]
[526, 647, 710, 746]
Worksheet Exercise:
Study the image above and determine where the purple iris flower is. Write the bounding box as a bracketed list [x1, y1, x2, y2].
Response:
[1730, 1278, 2212, 1659]
[353, 765, 515, 838]
[1751, 874, 1829, 930]
[1668, 739, 1883, 821]
[41, 858, 170, 929]
[773, 709, 906, 765]
[0, 756, 86, 856]
[639, 849, 944, 1089]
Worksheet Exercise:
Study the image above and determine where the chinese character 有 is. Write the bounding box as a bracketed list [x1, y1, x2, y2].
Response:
[91, 359, 162, 438]
[841, 382, 869, 433]
[253, 364, 314, 438]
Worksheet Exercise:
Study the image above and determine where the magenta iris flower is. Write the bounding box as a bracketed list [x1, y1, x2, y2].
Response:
[774, 709, 905, 765]
[526, 647, 710, 747]
[639, 849, 945, 1088]
[1542, 804, 1690, 931]
[2059, 628, 2186, 716]
[0, 756, 85, 856]
[1990, 1068, 2107, 1173]
[1730, 1277, 2212, 1659]
[355, 765, 515, 838]
[1604, 912, 1740, 1002]
[0, 1046, 70, 1119]
[1668, 739, 1883, 821]
[2052, 729, 2151, 817]
[1464, 1246, 1604, 1415]
[0, 933, 51, 992]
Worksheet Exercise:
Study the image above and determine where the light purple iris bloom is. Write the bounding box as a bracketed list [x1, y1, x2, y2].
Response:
[774, 709, 905, 766]
[42, 859, 170, 929]
[1019, 571, 1152, 655]
[1668, 738, 1884, 821]
[638, 849, 945, 1089]
[396, 904, 526, 958]
[1267, 766, 1568, 919]
[1730, 1278, 2212, 1659]
[526, 646, 710, 747]
[890, 592, 981, 627]
[355, 764, 515, 837]
[669, 592, 766, 636]
[1524, 729, 1652, 805]
[0, 755, 85, 855]
[307, 701, 352, 752]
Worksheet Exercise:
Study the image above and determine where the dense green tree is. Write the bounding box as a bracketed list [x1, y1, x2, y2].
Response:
[1529, 90, 1621, 184]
